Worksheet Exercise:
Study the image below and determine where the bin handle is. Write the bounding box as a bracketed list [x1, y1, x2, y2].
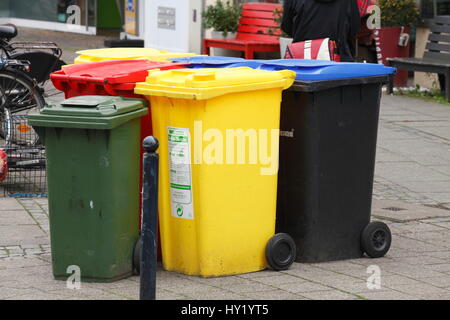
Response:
[68, 75, 104, 83]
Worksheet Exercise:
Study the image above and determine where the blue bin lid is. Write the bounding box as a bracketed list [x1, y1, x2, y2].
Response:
[256, 59, 396, 81]
[169, 56, 246, 67]
[171, 57, 396, 81]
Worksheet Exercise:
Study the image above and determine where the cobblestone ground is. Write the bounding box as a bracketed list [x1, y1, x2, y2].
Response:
[1, 27, 450, 300]
[373, 94, 450, 207]
[1, 93, 449, 300]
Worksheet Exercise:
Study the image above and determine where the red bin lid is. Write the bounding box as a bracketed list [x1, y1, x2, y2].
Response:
[51, 59, 184, 84]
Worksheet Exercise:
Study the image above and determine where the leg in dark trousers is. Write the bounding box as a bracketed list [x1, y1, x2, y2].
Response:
[439, 74, 445, 93]
[439, 72, 450, 102]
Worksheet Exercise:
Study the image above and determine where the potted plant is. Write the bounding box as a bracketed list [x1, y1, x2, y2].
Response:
[375, 0, 420, 86]
[202, 0, 242, 40]
[268, 8, 293, 58]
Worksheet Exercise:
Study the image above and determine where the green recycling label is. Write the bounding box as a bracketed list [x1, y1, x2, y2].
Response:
[168, 127, 194, 220]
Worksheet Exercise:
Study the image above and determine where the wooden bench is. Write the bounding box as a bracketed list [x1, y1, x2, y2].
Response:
[203, 3, 281, 59]
[387, 16, 450, 102]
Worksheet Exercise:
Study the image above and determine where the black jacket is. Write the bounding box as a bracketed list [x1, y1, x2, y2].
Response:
[281, 0, 360, 62]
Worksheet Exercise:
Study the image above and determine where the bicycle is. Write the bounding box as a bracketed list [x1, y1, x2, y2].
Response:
[0, 58, 45, 146]
[0, 58, 47, 197]
[0, 24, 66, 97]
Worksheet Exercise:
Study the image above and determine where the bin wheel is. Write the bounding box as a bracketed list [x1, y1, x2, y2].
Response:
[361, 221, 392, 258]
[133, 235, 142, 275]
[265, 233, 296, 271]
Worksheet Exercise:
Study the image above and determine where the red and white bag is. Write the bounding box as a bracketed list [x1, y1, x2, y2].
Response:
[0, 149, 7, 182]
[284, 38, 341, 62]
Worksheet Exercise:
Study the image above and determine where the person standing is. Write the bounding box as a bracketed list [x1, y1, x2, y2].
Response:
[281, 0, 361, 62]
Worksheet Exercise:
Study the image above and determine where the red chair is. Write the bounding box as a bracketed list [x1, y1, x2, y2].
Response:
[203, 3, 282, 59]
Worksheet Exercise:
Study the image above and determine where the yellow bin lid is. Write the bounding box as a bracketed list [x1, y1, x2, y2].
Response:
[74, 48, 199, 64]
[134, 67, 296, 100]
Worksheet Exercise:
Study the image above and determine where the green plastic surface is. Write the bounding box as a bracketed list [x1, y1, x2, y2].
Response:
[29, 96, 146, 282]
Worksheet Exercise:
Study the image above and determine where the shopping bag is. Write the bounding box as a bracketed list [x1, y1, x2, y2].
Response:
[285, 38, 341, 62]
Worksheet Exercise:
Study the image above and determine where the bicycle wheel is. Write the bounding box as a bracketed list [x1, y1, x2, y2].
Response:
[0, 69, 45, 146]
[10, 51, 66, 99]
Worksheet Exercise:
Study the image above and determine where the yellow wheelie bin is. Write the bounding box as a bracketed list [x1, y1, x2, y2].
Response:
[74, 48, 198, 64]
[134, 68, 297, 277]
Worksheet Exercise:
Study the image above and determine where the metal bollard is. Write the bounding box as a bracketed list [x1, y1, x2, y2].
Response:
[140, 136, 159, 300]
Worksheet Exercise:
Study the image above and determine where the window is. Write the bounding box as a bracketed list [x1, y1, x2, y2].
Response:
[420, 0, 450, 24]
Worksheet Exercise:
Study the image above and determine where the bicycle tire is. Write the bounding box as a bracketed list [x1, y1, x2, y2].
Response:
[10, 51, 66, 98]
[0, 69, 45, 146]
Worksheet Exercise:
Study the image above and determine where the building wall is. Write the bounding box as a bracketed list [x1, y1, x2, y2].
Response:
[0, 1, 10, 18]
[9, 0, 57, 22]
[0, 0, 96, 35]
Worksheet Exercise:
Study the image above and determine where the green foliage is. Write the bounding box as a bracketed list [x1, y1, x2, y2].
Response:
[202, 0, 242, 37]
[378, 0, 420, 27]
[394, 85, 450, 106]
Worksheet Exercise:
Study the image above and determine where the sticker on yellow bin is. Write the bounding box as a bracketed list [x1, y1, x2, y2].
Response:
[135, 67, 296, 277]
[168, 126, 194, 220]
[74, 48, 199, 64]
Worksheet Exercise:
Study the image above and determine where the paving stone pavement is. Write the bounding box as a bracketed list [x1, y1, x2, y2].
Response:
[1, 92, 449, 300]
[1, 28, 450, 301]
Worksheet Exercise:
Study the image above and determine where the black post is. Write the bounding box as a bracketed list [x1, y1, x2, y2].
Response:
[140, 136, 159, 300]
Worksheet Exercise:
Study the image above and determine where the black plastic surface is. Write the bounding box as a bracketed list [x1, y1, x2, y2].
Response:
[265, 233, 296, 271]
[361, 221, 392, 258]
[276, 80, 384, 262]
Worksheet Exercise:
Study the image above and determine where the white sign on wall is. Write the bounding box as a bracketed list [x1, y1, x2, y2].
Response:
[145, 0, 203, 53]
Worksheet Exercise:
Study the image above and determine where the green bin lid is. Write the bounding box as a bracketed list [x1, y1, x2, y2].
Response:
[28, 96, 148, 130]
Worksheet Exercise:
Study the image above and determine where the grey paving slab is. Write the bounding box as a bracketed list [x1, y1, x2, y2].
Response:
[215, 281, 274, 294]
[380, 114, 441, 122]
[299, 290, 361, 300]
[0, 287, 41, 300]
[243, 289, 306, 300]
[390, 283, 450, 300]
[0, 198, 26, 211]
[1, 41, 450, 300]
[421, 193, 450, 204]
[422, 264, 450, 274]
[375, 151, 412, 163]
[377, 129, 419, 141]
[394, 235, 448, 253]
[250, 274, 307, 286]
[372, 200, 450, 222]
[184, 288, 248, 300]
[407, 155, 450, 166]
[381, 274, 430, 287]
[359, 289, 419, 300]
[0, 210, 36, 226]
[395, 121, 450, 128]
[410, 126, 450, 140]
[5, 289, 79, 301]
[0, 225, 48, 247]
[426, 166, 450, 179]
[276, 281, 331, 294]
[402, 181, 450, 193]
[420, 276, 450, 289]
[375, 162, 450, 183]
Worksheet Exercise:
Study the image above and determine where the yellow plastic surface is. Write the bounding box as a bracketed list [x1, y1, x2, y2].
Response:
[135, 67, 295, 100]
[140, 68, 295, 277]
[74, 48, 198, 64]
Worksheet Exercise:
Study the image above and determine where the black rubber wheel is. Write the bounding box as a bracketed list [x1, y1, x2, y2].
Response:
[133, 235, 142, 275]
[361, 221, 392, 258]
[265, 233, 296, 271]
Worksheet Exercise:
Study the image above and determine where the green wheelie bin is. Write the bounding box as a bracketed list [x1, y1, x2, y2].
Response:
[28, 95, 147, 282]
